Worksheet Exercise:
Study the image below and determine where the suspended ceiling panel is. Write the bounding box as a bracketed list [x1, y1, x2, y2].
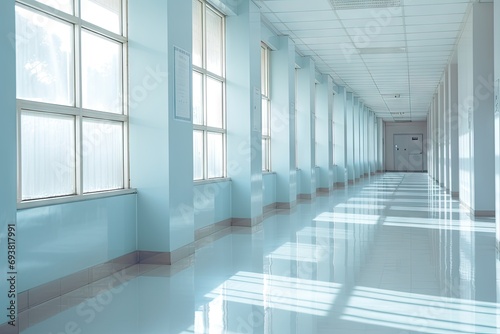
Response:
[257, 0, 473, 121]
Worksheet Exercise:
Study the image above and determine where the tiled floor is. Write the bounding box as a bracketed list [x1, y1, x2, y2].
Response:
[19, 173, 500, 333]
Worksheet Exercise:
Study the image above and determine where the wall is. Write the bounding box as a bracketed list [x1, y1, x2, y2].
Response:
[495, 0, 500, 241]
[193, 180, 232, 231]
[457, 3, 495, 214]
[384, 122, 428, 171]
[0, 0, 17, 328]
[262, 173, 277, 207]
[17, 195, 137, 291]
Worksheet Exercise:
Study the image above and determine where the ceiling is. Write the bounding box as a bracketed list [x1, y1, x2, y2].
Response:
[256, 0, 475, 122]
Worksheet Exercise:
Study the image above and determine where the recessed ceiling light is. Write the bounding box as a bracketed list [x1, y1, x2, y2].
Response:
[383, 94, 402, 99]
[329, 0, 401, 10]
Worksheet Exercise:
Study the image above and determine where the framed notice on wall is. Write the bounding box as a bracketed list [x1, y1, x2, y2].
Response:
[174, 46, 191, 122]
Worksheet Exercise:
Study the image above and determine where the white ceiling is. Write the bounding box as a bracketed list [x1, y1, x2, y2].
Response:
[257, 0, 474, 122]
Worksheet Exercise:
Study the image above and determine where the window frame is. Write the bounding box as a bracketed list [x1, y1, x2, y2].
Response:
[261, 43, 271, 172]
[15, 0, 129, 205]
[192, 0, 227, 181]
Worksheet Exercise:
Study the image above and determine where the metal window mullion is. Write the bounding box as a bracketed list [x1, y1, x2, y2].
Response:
[203, 129, 208, 180]
[16, 0, 79, 24]
[17, 105, 23, 202]
[75, 12, 83, 195]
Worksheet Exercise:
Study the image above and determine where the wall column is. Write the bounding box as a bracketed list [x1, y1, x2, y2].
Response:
[315, 74, 334, 192]
[296, 57, 316, 198]
[334, 86, 347, 187]
[226, 0, 263, 225]
[270, 36, 297, 208]
[0, 0, 18, 331]
[129, 0, 195, 263]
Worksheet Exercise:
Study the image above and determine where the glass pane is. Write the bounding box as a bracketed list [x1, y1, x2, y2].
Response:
[192, 0, 203, 68]
[193, 71, 204, 125]
[15, 6, 74, 105]
[82, 0, 121, 34]
[206, 8, 223, 76]
[207, 132, 223, 178]
[193, 131, 204, 180]
[261, 46, 268, 97]
[36, 0, 73, 14]
[82, 31, 122, 114]
[262, 138, 269, 171]
[206, 77, 223, 128]
[262, 99, 269, 136]
[82, 119, 124, 193]
[21, 112, 75, 200]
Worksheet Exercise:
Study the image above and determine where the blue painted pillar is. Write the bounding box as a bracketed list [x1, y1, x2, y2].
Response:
[0, 0, 18, 332]
[226, 0, 263, 226]
[335, 86, 347, 187]
[296, 57, 316, 198]
[129, 0, 195, 262]
[270, 36, 297, 208]
[353, 97, 361, 180]
[346, 92, 355, 183]
[315, 75, 334, 192]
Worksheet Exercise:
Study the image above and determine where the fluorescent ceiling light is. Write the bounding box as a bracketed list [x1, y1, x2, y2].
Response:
[329, 0, 401, 10]
[358, 47, 407, 54]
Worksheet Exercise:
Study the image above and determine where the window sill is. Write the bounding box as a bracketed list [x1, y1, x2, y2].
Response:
[17, 188, 138, 210]
[262, 171, 276, 175]
[194, 178, 231, 186]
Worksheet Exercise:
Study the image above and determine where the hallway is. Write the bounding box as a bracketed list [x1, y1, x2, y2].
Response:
[19, 173, 499, 333]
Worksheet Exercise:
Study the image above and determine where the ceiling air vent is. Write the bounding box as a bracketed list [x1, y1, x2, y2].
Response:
[329, 0, 401, 10]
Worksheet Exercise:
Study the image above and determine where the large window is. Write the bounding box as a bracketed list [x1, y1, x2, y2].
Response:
[261, 43, 271, 172]
[192, 0, 226, 180]
[16, 0, 128, 202]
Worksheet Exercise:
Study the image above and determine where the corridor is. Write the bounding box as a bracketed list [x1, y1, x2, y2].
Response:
[19, 173, 499, 334]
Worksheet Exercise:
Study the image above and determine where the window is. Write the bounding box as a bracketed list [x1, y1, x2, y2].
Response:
[192, 0, 226, 180]
[261, 43, 271, 172]
[16, 0, 128, 201]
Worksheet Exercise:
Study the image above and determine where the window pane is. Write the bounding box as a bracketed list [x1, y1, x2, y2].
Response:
[206, 8, 223, 76]
[261, 46, 268, 97]
[36, 0, 73, 14]
[193, 71, 204, 125]
[82, 119, 124, 193]
[16, 6, 74, 106]
[206, 77, 223, 128]
[262, 99, 269, 136]
[262, 138, 269, 171]
[21, 112, 75, 200]
[81, 0, 121, 34]
[194, 131, 204, 180]
[82, 31, 122, 114]
[207, 132, 223, 178]
[192, 0, 203, 68]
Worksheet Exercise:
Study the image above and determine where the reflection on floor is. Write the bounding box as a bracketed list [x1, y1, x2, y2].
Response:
[19, 173, 500, 333]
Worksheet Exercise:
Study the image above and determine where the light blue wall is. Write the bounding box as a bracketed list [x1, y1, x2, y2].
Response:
[0, 0, 17, 326]
[335, 86, 347, 184]
[226, 0, 263, 222]
[194, 181, 232, 230]
[296, 57, 316, 196]
[270, 36, 297, 206]
[129, 0, 195, 251]
[18, 195, 137, 291]
[315, 75, 334, 190]
[346, 93, 355, 181]
[262, 173, 276, 207]
[457, 3, 495, 213]
[495, 0, 500, 242]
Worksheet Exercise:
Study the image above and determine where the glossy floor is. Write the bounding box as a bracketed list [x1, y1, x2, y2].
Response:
[20, 173, 500, 333]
